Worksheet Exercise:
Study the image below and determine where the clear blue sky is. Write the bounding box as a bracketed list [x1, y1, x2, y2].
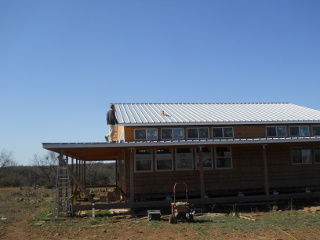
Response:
[1, 0, 320, 165]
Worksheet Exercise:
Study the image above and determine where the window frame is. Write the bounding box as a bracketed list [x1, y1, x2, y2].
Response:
[212, 127, 234, 138]
[266, 126, 287, 137]
[134, 128, 158, 141]
[289, 126, 310, 137]
[161, 128, 184, 140]
[214, 146, 233, 169]
[195, 147, 213, 169]
[134, 149, 153, 172]
[175, 148, 194, 171]
[312, 126, 320, 136]
[291, 147, 312, 165]
[187, 127, 209, 139]
[155, 148, 173, 171]
[314, 148, 320, 164]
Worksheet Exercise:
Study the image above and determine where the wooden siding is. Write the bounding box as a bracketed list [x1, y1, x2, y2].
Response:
[118, 142, 320, 200]
[267, 143, 320, 191]
[116, 126, 125, 142]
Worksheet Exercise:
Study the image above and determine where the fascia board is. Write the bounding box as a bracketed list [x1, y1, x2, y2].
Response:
[118, 121, 320, 127]
[43, 137, 320, 150]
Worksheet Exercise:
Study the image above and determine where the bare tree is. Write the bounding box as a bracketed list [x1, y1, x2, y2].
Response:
[86, 161, 115, 185]
[0, 149, 17, 167]
[31, 152, 58, 187]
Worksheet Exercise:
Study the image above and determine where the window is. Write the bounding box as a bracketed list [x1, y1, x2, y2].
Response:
[187, 128, 209, 139]
[161, 128, 184, 140]
[176, 148, 193, 170]
[135, 129, 158, 140]
[212, 127, 234, 138]
[155, 149, 173, 171]
[312, 126, 320, 136]
[289, 126, 310, 137]
[195, 147, 213, 169]
[314, 148, 320, 163]
[215, 147, 232, 169]
[135, 149, 153, 172]
[291, 148, 312, 164]
[266, 126, 286, 137]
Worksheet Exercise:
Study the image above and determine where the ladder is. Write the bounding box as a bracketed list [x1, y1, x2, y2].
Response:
[53, 158, 72, 220]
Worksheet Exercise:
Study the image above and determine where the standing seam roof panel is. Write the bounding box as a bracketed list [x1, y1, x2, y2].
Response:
[114, 103, 320, 124]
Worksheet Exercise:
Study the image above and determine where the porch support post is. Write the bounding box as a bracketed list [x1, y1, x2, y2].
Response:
[71, 158, 74, 204]
[129, 148, 135, 202]
[76, 159, 79, 181]
[75, 159, 79, 197]
[115, 154, 118, 186]
[81, 160, 84, 185]
[262, 144, 270, 196]
[84, 161, 86, 185]
[198, 146, 205, 199]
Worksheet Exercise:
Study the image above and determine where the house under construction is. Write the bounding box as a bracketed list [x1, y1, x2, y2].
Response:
[43, 103, 320, 213]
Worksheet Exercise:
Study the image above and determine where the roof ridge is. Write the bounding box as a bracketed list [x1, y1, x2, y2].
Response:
[114, 102, 291, 105]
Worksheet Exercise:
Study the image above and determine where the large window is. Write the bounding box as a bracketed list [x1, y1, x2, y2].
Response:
[135, 149, 153, 172]
[291, 148, 312, 164]
[155, 149, 173, 171]
[212, 127, 234, 138]
[266, 126, 286, 137]
[187, 128, 209, 139]
[312, 126, 320, 136]
[161, 128, 184, 140]
[215, 147, 232, 169]
[135, 129, 158, 140]
[195, 147, 212, 169]
[289, 126, 310, 137]
[176, 148, 193, 170]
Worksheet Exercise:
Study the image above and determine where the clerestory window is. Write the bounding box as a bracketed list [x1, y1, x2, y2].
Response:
[161, 128, 184, 140]
[135, 129, 158, 140]
[212, 127, 234, 138]
[266, 126, 286, 137]
[289, 126, 310, 137]
[187, 128, 209, 139]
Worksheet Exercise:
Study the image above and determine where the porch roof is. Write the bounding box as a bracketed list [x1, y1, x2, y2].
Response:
[43, 136, 320, 161]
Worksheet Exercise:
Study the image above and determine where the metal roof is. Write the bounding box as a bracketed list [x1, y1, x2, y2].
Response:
[114, 103, 320, 126]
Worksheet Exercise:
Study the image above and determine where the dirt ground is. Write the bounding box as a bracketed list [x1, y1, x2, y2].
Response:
[1, 187, 320, 240]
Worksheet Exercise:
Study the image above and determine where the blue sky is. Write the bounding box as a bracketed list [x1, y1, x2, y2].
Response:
[1, 0, 320, 165]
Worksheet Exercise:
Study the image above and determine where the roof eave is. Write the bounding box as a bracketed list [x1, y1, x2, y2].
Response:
[119, 120, 320, 127]
[43, 136, 320, 150]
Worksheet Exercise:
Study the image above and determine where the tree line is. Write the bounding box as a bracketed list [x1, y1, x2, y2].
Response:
[0, 149, 115, 188]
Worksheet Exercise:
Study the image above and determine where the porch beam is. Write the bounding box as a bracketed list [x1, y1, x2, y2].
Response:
[262, 144, 270, 196]
[129, 148, 135, 202]
[198, 146, 205, 199]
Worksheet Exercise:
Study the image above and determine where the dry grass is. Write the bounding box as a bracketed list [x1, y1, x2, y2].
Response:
[1, 187, 320, 240]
